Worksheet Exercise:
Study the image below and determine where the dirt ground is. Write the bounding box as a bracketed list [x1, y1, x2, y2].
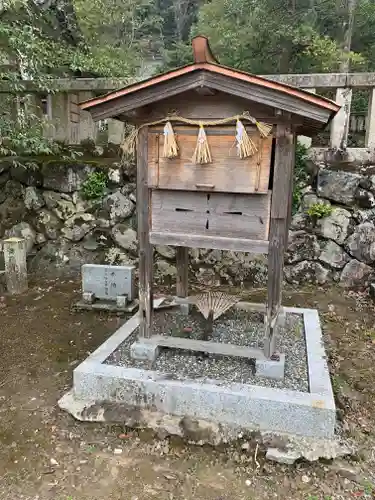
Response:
[0, 279, 375, 500]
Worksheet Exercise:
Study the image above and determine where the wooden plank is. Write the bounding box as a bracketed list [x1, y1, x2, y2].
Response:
[88, 73, 203, 121]
[137, 126, 153, 338]
[150, 231, 269, 253]
[176, 247, 189, 298]
[142, 91, 277, 122]
[148, 125, 272, 194]
[208, 192, 271, 239]
[151, 190, 208, 234]
[203, 72, 332, 124]
[138, 90, 303, 124]
[151, 190, 271, 240]
[142, 335, 267, 360]
[264, 124, 294, 358]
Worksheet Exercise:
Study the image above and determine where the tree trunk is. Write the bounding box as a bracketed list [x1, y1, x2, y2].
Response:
[340, 0, 357, 73]
[338, 0, 357, 149]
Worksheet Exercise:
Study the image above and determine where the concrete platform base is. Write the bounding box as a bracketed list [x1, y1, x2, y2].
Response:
[60, 304, 336, 441]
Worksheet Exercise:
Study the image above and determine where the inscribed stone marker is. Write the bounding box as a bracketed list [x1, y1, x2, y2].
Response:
[82, 264, 135, 301]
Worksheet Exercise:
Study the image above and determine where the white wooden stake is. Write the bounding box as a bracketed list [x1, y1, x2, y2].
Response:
[3, 237, 28, 295]
[366, 87, 375, 149]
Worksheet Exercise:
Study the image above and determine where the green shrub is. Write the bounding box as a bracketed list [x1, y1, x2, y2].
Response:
[81, 171, 108, 200]
[293, 143, 309, 214]
[306, 202, 333, 219]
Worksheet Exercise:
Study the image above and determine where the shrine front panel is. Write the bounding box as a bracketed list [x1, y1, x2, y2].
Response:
[148, 126, 273, 194]
[151, 189, 271, 241]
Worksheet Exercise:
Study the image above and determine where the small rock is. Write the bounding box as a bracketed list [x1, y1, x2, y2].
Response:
[241, 442, 250, 451]
[355, 188, 375, 209]
[346, 222, 375, 264]
[41, 467, 55, 475]
[61, 213, 96, 242]
[319, 240, 351, 270]
[163, 472, 178, 481]
[286, 231, 320, 264]
[108, 167, 122, 184]
[50, 458, 59, 466]
[301, 475, 310, 483]
[315, 207, 351, 244]
[112, 225, 138, 253]
[103, 190, 135, 223]
[329, 460, 363, 483]
[113, 448, 123, 455]
[35, 209, 61, 240]
[245, 479, 251, 486]
[285, 261, 329, 285]
[155, 245, 176, 259]
[155, 260, 177, 280]
[24, 186, 45, 211]
[266, 447, 300, 465]
[359, 174, 375, 195]
[35, 232, 47, 245]
[340, 259, 374, 288]
[43, 191, 76, 220]
[290, 212, 307, 230]
[317, 169, 361, 205]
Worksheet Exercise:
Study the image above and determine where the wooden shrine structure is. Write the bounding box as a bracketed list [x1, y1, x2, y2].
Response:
[80, 36, 340, 359]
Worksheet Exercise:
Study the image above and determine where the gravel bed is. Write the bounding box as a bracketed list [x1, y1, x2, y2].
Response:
[105, 307, 309, 392]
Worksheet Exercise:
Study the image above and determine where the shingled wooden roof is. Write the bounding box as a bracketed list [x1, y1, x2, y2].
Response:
[80, 36, 340, 132]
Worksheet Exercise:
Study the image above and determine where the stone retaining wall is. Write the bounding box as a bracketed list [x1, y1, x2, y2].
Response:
[0, 153, 374, 289]
[287, 163, 375, 289]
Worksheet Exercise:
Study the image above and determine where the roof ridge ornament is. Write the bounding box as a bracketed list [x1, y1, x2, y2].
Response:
[192, 35, 219, 65]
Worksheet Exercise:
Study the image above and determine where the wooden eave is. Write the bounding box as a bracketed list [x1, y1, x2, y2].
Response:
[80, 36, 340, 133]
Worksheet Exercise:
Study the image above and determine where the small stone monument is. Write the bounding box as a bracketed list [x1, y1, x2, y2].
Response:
[75, 263, 137, 312]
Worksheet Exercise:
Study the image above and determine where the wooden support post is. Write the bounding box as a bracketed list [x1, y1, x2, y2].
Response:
[137, 126, 153, 338]
[330, 87, 352, 149]
[366, 87, 375, 149]
[176, 246, 189, 314]
[264, 124, 295, 358]
[3, 237, 28, 295]
[176, 247, 188, 297]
